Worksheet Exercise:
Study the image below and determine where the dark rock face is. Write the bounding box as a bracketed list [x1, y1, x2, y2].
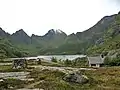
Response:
[11, 29, 31, 44]
[111, 26, 120, 37]
[0, 27, 10, 38]
[118, 11, 120, 14]
[95, 38, 104, 45]
[43, 29, 67, 40]
[63, 72, 88, 84]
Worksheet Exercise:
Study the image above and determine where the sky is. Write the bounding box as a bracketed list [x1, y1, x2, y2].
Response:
[0, 0, 120, 36]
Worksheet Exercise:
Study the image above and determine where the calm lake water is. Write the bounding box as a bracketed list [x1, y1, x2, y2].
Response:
[10, 55, 86, 61]
[37, 55, 86, 60]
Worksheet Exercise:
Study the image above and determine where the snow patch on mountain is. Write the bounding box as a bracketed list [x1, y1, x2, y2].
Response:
[55, 29, 63, 34]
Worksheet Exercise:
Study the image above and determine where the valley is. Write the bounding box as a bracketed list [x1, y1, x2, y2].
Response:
[0, 11, 120, 90]
[0, 12, 119, 57]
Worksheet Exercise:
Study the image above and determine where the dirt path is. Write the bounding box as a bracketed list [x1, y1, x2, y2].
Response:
[0, 72, 29, 80]
[30, 65, 96, 74]
[0, 63, 12, 65]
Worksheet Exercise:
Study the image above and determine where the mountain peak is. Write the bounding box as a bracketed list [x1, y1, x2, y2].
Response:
[49, 29, 55, 32]
[12, 29, 29, 37]
[48, 29, 65, 34]
[0, 27, 10, 37]
[0, 27, 6, 32]
[0, 27, 3, 30]
[15, 29, 26, 34]
[56, 29, 63, 34]
[31, 34, 36, 37]
[118, 11, 120, 14]
[11, 29, 31, 44]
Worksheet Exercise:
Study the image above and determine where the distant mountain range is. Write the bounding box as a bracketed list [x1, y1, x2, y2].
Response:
[0, 11, 120, 56]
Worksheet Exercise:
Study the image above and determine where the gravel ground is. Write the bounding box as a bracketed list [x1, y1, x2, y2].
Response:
[0, 72, 30, 80]
[30, 65, 96, 74]
[0, 63, 12, 65]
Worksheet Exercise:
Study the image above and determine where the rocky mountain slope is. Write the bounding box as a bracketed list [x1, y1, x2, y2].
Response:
[0, 28, 10, 38]
[0, 11, 119, 56]
[31, 29, 67, 48]
[87, 12, 120, 55]
[11, 29, 31, 44]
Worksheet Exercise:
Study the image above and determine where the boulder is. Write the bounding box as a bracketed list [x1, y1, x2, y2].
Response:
[63, 72, 88, 84]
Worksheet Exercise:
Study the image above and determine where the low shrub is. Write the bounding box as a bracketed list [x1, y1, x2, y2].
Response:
[104, 57, 120, 66]
[51, 57, 57, 63]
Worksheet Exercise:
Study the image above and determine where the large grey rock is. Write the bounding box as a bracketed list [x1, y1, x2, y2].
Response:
[63, 72, 88, 84]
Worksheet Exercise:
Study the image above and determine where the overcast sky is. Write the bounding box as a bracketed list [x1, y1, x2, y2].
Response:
[0, 0, 120, 36]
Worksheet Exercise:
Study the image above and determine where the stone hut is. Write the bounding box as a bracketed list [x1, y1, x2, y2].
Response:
[87, 55, 105, 67]
[12, 58, 27, 69]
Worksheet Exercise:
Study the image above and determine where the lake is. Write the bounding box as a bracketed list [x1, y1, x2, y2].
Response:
[37, 55, 86, 60]
[10, 55, 86, 61]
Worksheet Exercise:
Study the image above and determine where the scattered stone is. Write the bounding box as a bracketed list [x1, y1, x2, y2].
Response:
[0, 79, 4, 82]
[0, 72, 30, 80]
[63, 72, 88, 84]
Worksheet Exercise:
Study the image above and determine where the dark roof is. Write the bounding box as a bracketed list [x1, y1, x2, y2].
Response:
[88, 56, 103, 64]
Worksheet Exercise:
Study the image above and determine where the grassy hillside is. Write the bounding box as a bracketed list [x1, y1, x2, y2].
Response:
[87, 13, 120, 55]
[0, 38, 28, 58]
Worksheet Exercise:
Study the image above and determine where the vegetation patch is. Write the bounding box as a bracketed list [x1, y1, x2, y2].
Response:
[0, 78, 26, 89]
[84, 67, 120, 89]
[0, 65, 25, 72]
